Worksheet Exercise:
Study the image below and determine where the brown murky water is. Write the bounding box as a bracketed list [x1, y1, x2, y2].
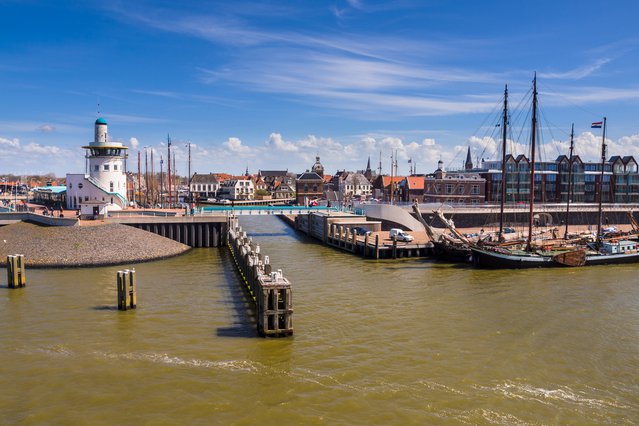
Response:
[1, 216, 638, 424]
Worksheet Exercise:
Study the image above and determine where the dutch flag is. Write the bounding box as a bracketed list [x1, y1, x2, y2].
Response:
[591, 121, 603, 128]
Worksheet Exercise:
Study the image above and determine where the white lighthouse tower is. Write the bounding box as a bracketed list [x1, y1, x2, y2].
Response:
[66, 117, 129, 218]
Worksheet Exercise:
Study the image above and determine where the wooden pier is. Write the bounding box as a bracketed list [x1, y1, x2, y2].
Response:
[227, 216, 293, 337]
[290, 212, 433, 259]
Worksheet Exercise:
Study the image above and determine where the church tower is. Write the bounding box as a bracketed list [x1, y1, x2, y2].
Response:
[465, 146, 473, 170]
[311, 156, 324, 176]
[364, 156, 373, 181]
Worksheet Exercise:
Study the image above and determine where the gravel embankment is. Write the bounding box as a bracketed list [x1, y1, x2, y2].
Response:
[0, 222, 191, 268]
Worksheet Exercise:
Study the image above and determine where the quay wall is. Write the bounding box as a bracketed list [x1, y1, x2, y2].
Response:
[109, 216, 228, 248]
[416, 207, 635, 229]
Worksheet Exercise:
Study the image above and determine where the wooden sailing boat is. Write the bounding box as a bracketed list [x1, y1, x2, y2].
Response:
[470, 74, 588, 267]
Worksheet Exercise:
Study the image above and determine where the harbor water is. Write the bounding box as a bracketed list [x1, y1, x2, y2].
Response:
[1, 216, 638, 424]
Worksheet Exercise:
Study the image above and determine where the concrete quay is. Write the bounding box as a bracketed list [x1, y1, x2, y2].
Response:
[282, 212, 433, 259]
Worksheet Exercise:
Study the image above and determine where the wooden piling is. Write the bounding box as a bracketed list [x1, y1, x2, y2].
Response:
[227, 222, 293, 337]
[392, 236, 398, 259]
[364, 234, 369, 257]
[6, 254, 26, 288]
[375, 234, 380, 259]
[117, 269, 137, 311]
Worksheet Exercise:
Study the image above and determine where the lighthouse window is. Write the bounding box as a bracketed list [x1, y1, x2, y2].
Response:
[104, 164, 110, 171]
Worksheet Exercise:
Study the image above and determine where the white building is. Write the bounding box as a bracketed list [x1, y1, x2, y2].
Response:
[66, 117, 129, 217]
[218, 178, 255, 200]
[339, 172, 372, 199]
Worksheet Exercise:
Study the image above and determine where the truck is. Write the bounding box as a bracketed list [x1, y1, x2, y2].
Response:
[389, 228, 414, 242]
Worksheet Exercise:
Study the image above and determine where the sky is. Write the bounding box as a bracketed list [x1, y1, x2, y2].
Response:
[2, 0, 639, 178]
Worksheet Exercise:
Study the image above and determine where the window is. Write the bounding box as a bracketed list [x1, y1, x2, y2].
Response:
[458, 186, 464, 194]
[110, 182, 114, 192]
[104, 164, 110, 171]
[114, 164, 118, 171]
[69, 183, 73, 189]
[78, 183, 83, 189]
[446, 184, 454, 194]
[94, 165, 99, 172]
[471, 184, 480, 195]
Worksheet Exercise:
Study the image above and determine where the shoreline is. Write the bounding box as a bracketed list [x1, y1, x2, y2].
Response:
[0, 222, 191, 268]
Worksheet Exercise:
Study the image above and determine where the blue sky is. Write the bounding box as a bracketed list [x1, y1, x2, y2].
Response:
[2, 0, 639, 177]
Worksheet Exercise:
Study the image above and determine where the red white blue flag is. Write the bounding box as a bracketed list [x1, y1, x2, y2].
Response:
[591, 121, 603, 128]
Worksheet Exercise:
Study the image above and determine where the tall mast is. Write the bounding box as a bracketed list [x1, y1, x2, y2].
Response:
[596, 117, 607, 249]
[389, 151, 394, 205]
[526, 73, 538, 252]
[187, 142, 192, 204]
[498, 84, 508, 239]
[167, 134, 172, 208]
[137, 151, 141, 207]
[564, 123, 575, 239]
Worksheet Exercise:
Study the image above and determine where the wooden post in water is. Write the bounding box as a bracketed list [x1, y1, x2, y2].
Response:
[375, 234, 380, 259]
[117, 269, 137, 311]
[351, 229, 357, 253]
[364, 233, 369, 258]
[392, 236, 397, 259]
[6, 254, 26, 288]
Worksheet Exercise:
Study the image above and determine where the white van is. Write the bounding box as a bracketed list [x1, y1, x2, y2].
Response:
[389, 228, 414, 242]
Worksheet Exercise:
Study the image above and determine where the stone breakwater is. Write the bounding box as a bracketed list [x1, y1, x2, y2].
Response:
[0, 222, 191, 268]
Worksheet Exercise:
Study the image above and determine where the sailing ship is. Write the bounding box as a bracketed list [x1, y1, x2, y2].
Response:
[412, 203, 473, 262]
[470, 75, 639, 268]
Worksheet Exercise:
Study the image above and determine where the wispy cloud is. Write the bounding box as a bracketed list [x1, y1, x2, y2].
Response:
[540, 58, 612, 80]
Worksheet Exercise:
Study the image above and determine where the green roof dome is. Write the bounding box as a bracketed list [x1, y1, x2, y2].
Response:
[95, 117, 107, 125]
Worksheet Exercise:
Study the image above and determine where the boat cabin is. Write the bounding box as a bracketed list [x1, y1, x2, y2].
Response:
[601, 240, 638, 254]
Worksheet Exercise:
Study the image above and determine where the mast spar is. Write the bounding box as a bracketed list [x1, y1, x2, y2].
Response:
[564, 124, 575, 239]
[498, 85, 508, 239]
[526, 73, 538, 252]
[596, 117, 607, 249]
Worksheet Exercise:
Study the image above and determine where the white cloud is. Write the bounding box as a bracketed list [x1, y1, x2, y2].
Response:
[23, 143, 62, 155]
[38, 124, 56, 133]
[129, 137, 139, 149]
[266, 133, 298, 152]
[540, 58, 612, 80]
[223, 137, 250, 153]
[0, 137, 20, 148]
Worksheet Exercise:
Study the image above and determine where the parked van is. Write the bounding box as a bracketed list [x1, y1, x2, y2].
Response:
[389, 228, 414, 242]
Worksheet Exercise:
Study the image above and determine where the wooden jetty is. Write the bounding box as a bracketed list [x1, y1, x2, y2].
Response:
[227, 216, 293, 337]
[288, 212, 433, 259]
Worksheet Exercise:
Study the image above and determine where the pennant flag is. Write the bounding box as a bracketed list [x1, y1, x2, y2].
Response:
[591, 121, 603, 128]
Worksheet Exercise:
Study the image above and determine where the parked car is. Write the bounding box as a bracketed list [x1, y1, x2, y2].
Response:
[389, 228, 414, 242]
[352, 226, 372, 236]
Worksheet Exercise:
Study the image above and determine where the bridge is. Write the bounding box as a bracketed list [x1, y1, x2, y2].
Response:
[198, 205, 340, 216]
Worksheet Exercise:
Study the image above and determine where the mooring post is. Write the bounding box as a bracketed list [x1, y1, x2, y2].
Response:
[6, 254, 26, 289]
[392, 236, 397, 259]
[364, 233, 369, 258]
[375, 234, 380, 259]
[352, 229, 357, 253]
[117, 269, 137, 311]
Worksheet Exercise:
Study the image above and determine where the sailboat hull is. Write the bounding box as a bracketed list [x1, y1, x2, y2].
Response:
[470, 247, 555, 268]
[471, 246, 639, 268]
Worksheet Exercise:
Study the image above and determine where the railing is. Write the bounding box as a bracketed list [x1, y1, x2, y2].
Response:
[85, 175, 128, 207]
